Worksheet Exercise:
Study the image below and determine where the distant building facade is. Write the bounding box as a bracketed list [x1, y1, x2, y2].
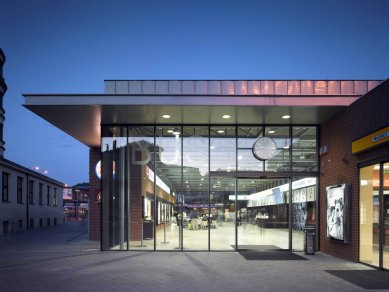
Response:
[0, 48, 64, 235]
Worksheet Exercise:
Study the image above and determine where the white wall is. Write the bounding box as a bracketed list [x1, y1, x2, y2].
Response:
[0, 163, 64, 234]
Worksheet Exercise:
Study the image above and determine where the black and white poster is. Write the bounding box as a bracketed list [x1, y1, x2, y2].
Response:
[326, 185, 345, 241]
[292, 202, 307, 231]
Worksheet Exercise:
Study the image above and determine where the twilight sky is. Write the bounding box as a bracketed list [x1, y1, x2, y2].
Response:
[0, 0, 388, 186]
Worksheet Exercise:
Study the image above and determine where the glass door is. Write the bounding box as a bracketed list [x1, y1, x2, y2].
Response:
[383, 162, 389, 269]
[237, 178, 290, 250]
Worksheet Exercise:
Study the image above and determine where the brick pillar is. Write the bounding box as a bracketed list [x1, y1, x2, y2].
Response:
[129, 148, 143, 241]
[89, 147, 101, 241]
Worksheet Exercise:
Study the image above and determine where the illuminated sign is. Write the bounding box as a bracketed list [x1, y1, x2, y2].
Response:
[95, 160, 116, 180]
[146, 166, 171, 194]
[352, 126, 389, 154]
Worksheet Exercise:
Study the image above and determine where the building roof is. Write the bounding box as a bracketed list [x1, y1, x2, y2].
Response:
[0, 157, 65, 187]
[23, 80, 382, 147]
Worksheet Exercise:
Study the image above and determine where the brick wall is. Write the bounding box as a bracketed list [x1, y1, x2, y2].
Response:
[320, 80, 389, 262]
[89, 147, 101, 241]
[129, 149, 144, 241]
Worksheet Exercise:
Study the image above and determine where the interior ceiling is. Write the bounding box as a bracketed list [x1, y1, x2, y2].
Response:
[25, 104, 344, 148]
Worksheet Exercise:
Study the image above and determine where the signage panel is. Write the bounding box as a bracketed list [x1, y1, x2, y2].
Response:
[352, 126, 389, 154]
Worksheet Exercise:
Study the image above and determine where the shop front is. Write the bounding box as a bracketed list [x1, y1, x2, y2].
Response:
[101, 125, 318, 251]
[23, 79, 383, 255]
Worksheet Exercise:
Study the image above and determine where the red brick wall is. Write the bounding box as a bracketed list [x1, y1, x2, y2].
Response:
[320, 80, 389, 262]
[89, 147, 101, 241]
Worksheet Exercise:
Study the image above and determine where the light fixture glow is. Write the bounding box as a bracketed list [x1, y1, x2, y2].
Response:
[167, 129, 174, 133]
[162, 114, 171, 119]
[222, 114, 231, 119]
[217, 130, 225, 134]
[268, 130, 275, 134]
[282, 115, 291, 119]
[172, 131, 180, 135]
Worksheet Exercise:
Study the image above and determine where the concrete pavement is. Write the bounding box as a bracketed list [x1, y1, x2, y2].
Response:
[0, 222, 385, 292]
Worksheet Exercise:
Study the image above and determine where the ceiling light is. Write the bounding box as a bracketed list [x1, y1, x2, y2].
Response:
[210, 146, 215, 149]
[167, 129, 174, 133]
[217, 130, 225, 134]
[162, 114, 171, 119]
[172, 131, 180, 135]
[268, 130, 275, 134]
[222, 114, 231, 119]
[282, 115, 291, 119]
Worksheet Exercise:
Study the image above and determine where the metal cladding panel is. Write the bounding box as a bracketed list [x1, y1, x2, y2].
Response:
[115, 81, 129, 94]
[129, 81, 142, 94]
[328, 81, 341, 94]
[288, 80, 300, 95]
[248, 81, 261, 95]
[301, 81, 314, 95]
[261, 81, 274, 94]
[314, 81, 327, 94]
[182, 81, 195, 94]
[195, 81, 207, 94]
[354, 80, 368, 95]
[169, 81, 181, 94]
[222, 81, 234, 95]
[208, 81, 221, 94]
[275, 81, 287, 95]
[156, 81, 168, 94]
[142, 81, 155, 94]
[368, 80, 381, 91]
[341, 81, 354, 94]
[235, 81, 247, 95]
[104, 81, 116, 94]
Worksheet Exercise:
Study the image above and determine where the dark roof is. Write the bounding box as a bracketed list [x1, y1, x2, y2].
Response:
[0, 157, 65, 187]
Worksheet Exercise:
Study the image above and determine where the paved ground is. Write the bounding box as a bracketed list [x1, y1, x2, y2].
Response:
[0, 222, 385, 292]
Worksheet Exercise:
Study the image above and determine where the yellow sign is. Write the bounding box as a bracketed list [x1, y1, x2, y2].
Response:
[352, 126, 389, 154]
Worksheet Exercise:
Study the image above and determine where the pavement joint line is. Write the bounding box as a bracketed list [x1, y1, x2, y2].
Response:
[0, 251, 102, 271]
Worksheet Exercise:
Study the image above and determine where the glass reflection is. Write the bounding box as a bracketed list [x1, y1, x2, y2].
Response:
[237, 178, 289, 250]
[101, 125, 318, 251]
[359, 164, 380, 267]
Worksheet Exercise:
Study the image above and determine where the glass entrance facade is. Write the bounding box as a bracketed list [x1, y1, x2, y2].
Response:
[101, 125, 318, 251]
[360, 162, 389, 269]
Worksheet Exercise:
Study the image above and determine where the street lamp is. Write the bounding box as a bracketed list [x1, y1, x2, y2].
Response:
[75, 189, 80, 221]
[34, 166, 48, 174]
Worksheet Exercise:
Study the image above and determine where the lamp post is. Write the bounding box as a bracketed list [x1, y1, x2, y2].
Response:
[75, 189, 80, 221]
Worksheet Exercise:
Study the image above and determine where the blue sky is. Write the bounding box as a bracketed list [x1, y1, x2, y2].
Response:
[0, 0, 388, 186]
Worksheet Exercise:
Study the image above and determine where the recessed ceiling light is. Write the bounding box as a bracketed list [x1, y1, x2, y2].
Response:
[162, 114, 171, 119]
[222, 114, 231, 119]
[217, 130, 225, 134]
[268, 130, 275, 134]
[210, 146, 215, 149]
[172, 131, 180, 135]
[167, 129, 174, 133]
[282, 115, 291, 119]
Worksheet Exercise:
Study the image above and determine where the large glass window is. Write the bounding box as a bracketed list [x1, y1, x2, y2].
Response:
[155, 126, 181, 250]
[237, 178, 289, 250]
[210, 126, 236, 250]
[101, 125, 318, 251]
[102, 126, 129, 250]
[360, 163, 382, 267]
[292, 127, 317, 172]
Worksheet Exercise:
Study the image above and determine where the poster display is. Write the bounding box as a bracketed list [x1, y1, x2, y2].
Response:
[326, 184, 350, 243]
